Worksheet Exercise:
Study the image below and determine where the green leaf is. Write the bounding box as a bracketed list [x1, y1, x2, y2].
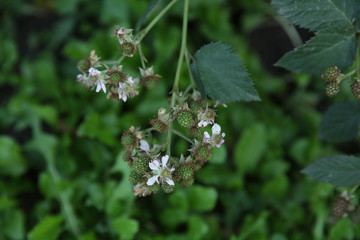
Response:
[191, 42, 260, 102]
[135, 0, 162, 33]
[187, 215, 208, 240]
[275, 27, 357, 74]
[2, 209, 25, 240]
[188, 186, 218, 212]
[111, 218, 139, 240]
[301, 155, 360, 187]
[234, 123, 267, 175]
[28, 215, 64, 240]
[318, 102, 360, 142]
[0, 136, 26, 177]
[271, 0, 359, 31]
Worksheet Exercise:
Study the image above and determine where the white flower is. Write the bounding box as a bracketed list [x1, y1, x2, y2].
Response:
[117, 76, 140, 102]
[88, 68, 106, 93]
[197, 107, 216, 128]
[88, 67, 101, 77]
[203, 123, 225, 148]
[139, 66, 154, 77]
[146, 155, 175, 186]
[140, 140, 150, 153]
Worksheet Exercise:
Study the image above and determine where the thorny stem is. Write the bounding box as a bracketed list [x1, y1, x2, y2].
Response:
[138, 44, 147, 69]
[136, 0, 178, 43]
[185, 49, 197, 91]
[166, 0, 189, 156]
[172, 129, 194, 144]
[341, 69, 356, 80]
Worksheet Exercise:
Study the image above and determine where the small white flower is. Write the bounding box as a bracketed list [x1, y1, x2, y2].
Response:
[147, 155, 175, 186]
[203, 123, 225, 148]
[197, 107, 216, 128]
[95, 81, 106, 93]
[88, 67, 101, 77]
[140, 66, 154, 77]
[140, 140, 150, 153]
[117, 76, 140, 102]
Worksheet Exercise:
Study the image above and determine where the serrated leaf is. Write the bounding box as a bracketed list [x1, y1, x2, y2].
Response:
[192, 42, 260, 102]
[301, 155, 360, 187]
[275, 27, 357, 74]
[271, 0, 359, 31]
[135, 0, 162, 33]
[28, 215, 64, 240]
[318, 102, 360, 142]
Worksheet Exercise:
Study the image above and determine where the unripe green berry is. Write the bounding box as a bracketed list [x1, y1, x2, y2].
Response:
[121, 41, 137, 57]
[129, 171, 143, 184]
[322, 66, 341, 82]
[189, 101, 203, 115]
[177, 164, 193, 180]
[194, 143, 213, 162]
[78, 58, 91, 73]
[133, 157, 149, 174]
[176, 110, 193, 128]
[107, 71, 126, 86]
[332, 196, 349, 217]
[141, 76, 159, 89]
[188, 126, 205, 140]
[122, 150, 133, 165]
[121, 131, 137, 148]
[150, 119, 167, 133]
[162, 183, 175, 193]
[149, 183, 160, 194]
[351, 80, 360, 100]
[182, 177, 194, 187]
[325, 82, 340, 97]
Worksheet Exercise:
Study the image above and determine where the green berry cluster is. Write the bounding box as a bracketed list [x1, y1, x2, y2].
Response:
[322, 66, 342, 98]
[176, 109, 194, 128]
[351, 80, 360, 100]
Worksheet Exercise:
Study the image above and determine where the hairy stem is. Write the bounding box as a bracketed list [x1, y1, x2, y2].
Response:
[166, 0, 189, 156]
[138, 44, 147, 69]
[172, 129, 194, 144]
[136, 0, 178, 43]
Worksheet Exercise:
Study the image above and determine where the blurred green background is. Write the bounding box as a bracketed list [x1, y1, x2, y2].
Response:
[1, 0, 359, 239]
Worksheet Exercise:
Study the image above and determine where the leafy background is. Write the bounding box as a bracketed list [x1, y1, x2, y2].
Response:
[1, 0, 360, 239]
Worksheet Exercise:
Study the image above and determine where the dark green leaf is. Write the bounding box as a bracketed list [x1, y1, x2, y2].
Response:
[135, 0, 162, 33]
[187, 215, 208, 240]
[28, 215, 64, 240]
[111, 218, 139, 240]
[0, 136, 26, 177]
[192, 42, 260, 102]
[271, 0, 359, 31]
[275, 27, 357, 74]
[188, 186, 218, 212]
[301, 155, 360, 187]
[318, 102, 360, 142]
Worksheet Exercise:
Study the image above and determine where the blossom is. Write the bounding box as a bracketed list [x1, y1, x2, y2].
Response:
[117, 76, 139, 102]
[140, 140, 150, 153]
[146, 155, 175, 186]
[197, 107, 216, 127]
[89, 67, 107, 93]
[139, 66, 154, 77]
[203, 123, 225, 148]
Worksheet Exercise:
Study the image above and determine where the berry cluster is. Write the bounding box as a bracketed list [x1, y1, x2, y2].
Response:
[76, 27, 161, 102]
[75, 26, 227, 197]
[331, 192, 360, 223]
[322, 66, 360, 100]
[121, 93, 225, 197]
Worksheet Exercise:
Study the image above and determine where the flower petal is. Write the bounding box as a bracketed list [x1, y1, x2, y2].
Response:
[212, 123, 221, 135]
[162, 155, 169, 166]
[166, 178, 175, 186]
[149, 160, 160, 170]
[96, 83, 101, 92]
[140, 140, 150, 152]
[203, 132, 211, 142]
[147, 176, 159, 186]
[101, 82, 106, 93]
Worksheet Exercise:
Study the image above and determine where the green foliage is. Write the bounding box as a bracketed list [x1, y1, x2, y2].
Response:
[318, 102, 360, 142]
[272, 0, 360, 74]
[271, 0, 359, 31]
[275, 28, 357, 74]
[111, 218, 139, 240]
[0, 136, 26, 177]
[28, 215, 64, 240]
[301, 155, 360, 187]
[191, 42, 260, 103]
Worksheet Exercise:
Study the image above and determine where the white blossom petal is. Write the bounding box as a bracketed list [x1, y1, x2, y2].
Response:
[96, 83, 101, 92]
[149, 160, 160, 170]
[161, 155, 169, 166]
[147, 176, 159, 186]
[140, 140, 150, 152]
[89, 67, 101, 76]
[101, 82, 106, 93]
[212, 123, 221, 135]
[166, 178, 175, 186]
[203, 132, 211, 142]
